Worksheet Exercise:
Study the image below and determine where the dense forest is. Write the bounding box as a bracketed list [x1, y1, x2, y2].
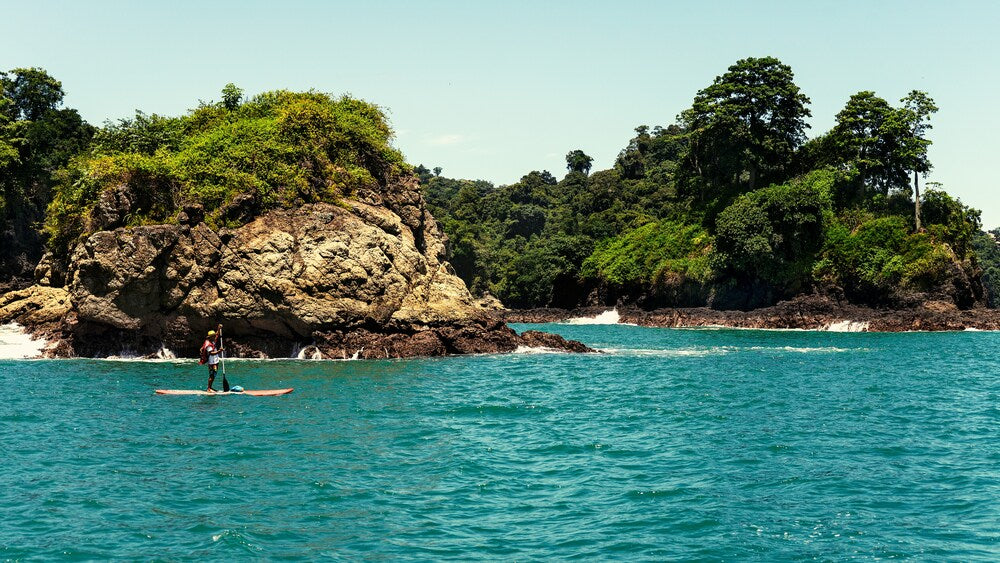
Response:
[419, 57, 998, 310]
[1, 59, 999, 311]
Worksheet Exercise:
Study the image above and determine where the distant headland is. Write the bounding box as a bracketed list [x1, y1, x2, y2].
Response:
[418, 57, 1000, 319]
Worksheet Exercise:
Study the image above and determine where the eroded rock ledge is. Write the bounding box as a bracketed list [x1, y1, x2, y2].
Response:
[497, 294, 1000, 332]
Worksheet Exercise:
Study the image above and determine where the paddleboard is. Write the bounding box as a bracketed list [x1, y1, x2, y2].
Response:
[155, 388, 293, 396]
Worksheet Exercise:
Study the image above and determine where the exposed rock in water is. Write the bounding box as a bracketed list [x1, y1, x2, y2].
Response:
[516, 330, 595, 352]
[0, 177, 589, 358]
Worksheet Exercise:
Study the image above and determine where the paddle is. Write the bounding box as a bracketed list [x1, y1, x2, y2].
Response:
[219, 324, 230, 392]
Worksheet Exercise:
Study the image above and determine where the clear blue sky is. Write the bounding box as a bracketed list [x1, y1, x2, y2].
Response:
[4, 0, 999, 225]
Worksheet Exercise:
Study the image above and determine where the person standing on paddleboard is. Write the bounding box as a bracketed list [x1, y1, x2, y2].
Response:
[200, 325, 223, 392]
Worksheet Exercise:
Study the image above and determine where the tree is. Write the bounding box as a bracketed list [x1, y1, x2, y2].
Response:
[507, 204, 546, 237]
[712, 179, 828, 291]
[615, 126, 651, 180]
[0, 94, 18, 170]
[682, 57, 811, 203]
[21, 108, 95, 175]
[827, 90, 937, 218]
[0, 67, 94, 187]
[828, 91, 904, 200]
[565, 149, 593, 175]
[0, 68, 64, 122]
[920, 187, 979, 257]
[972, 229, 1000, 307]
[413, 164, 433, 183]
[0, 67, 94, 290]
[221, 83, 243, 111]
[897, 90, 937, 230]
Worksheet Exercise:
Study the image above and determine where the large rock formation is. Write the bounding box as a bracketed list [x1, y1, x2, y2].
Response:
[1, 177, 590, 358]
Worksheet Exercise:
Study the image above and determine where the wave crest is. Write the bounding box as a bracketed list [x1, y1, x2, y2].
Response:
[564, 309, 620, 325]
[0, 323, 48, 359]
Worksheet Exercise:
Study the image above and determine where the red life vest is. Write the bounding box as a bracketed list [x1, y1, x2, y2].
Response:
[199, 339, 213, 365]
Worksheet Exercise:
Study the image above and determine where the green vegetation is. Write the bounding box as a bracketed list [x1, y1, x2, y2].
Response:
[1, 68, 95, 218]
[0, 68, 95, 288]
[581, 221, 711, 287]
[45, 88, 405, 254]
[1, 60, 995, 310]
[423, 57, 989, 309]
[972, 229, 1000, 307]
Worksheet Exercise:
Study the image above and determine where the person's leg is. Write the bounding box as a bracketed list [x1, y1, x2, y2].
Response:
[207, 364, 217, 391]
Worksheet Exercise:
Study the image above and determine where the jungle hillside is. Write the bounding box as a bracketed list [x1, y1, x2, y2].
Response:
[419, 57, 1000, 310]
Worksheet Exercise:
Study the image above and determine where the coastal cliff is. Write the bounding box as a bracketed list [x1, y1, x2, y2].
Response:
[0, 176, 589, 358]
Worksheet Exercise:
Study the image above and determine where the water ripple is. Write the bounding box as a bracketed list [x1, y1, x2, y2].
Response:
[2, 327, 1000, 559]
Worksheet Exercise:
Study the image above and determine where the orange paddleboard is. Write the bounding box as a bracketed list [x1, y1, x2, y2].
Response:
[155, 388, 293, 396]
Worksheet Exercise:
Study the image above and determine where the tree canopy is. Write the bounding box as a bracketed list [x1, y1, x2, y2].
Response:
[421, 57, 990, 310]
[680, 56, 811, 210]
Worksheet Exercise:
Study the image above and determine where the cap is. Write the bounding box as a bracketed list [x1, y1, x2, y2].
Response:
[207, 330, 216, 336]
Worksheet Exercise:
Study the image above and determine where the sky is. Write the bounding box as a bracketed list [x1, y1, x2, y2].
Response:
[4, 0, 999, 225]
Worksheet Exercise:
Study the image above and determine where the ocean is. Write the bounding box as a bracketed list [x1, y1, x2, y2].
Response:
[2, 320, 999, 560]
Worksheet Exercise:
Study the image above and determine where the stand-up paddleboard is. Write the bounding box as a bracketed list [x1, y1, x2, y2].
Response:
[155, 388, 293, 396]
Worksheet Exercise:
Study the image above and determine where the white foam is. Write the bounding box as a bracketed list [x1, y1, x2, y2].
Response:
[513, 345, 567, 354]
[602, 345, 860, 357]
[564, 309, 620, 325]
[0, 323, 48, 359]
[748, 345, 855, 353]
[155, 345, 176, 359]
[822, 320, 869, 332]
[601, 347, 726, 357]
[294, 345, 324, 360]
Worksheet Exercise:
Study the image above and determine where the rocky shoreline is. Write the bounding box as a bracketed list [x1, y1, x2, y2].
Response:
[496, 294, 1000, 332]
[0, 313, 593, 360]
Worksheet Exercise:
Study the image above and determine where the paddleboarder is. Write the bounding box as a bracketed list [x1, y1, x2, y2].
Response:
[200, 324, 224, 392]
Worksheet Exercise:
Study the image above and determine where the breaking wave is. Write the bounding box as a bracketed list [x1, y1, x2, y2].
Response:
[822, 320, 870, 332]
[601, 345, 861, 357]
[514, 345, 572, 355]
[0, 323, 48, 359]
[564, 309, 620, 325]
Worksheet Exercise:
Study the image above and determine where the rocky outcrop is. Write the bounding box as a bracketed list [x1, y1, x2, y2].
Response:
[497, 294, 1000, 331]
[1, 176, 591, 358]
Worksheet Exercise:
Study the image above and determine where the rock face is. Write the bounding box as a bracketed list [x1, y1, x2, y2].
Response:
[1, 177, 591, 358]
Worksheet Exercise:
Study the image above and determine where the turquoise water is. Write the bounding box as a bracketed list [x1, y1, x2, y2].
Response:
[2, 324, 1000, 560]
